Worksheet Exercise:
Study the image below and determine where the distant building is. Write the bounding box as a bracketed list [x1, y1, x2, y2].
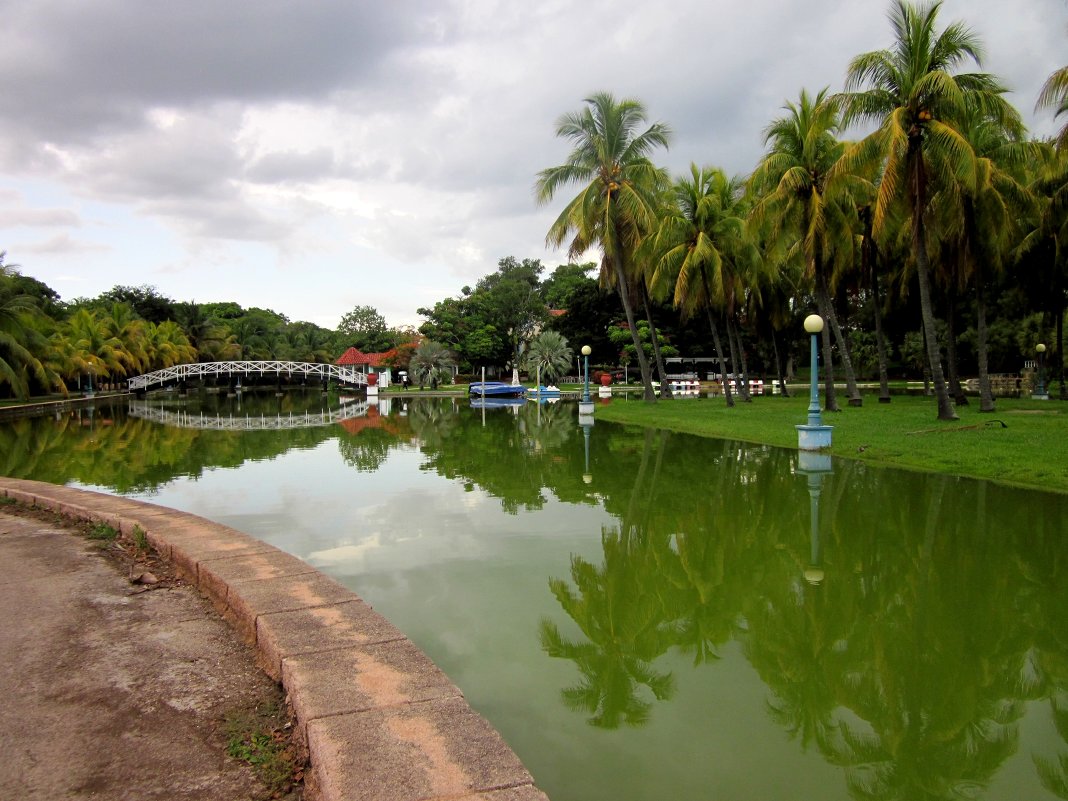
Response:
[336, 347, 397, 387]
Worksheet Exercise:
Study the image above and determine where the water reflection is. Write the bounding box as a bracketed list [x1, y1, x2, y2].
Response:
[2, 395, 1067, 800]
[535, 421, 1068, 799]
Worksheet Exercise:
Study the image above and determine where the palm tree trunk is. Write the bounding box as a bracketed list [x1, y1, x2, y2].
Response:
[975, 268, 995, 412]
[910, 146, 958, 421]
[822, 273, 862, 406]
[1056, 273, 1066, 400]
[863, 208, 892, 403]
[725, 314, 750, 402]
[612, 251, 656, 402]
[641, 283, 672, 399]
[737, 318, 755, 399]
[704, 307, 734, 407]
[814, 281, 840, 412]
[921, 325, 933, 395]
[871, 262, 892, 404]
[944, 291, 968, 406]
[771, 328, 790, 397]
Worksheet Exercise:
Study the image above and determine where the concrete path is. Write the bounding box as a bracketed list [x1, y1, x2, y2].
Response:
[0, 509, 281, 799]
[0, 478, 549, 801]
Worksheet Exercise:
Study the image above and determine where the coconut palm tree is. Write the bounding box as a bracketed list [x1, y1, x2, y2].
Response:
[1037, 65, 1068, 152]
[1017, 142, 1068, 399]
[929, 99, 1028, 411]
[648, 164, 758, 407]
[524, 330, 573, 386]
[144, 320, 197, 371]
[750, 87, 867, 410]
[0, 290, 54, 399]
[536, 92, 672, 402]
[62, 308, 130, 391]
[103, 302, 150, 373]
[837, 0, 1018, 420]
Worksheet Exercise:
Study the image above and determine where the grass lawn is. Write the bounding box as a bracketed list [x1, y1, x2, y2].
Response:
[595, 391, 1068, 494]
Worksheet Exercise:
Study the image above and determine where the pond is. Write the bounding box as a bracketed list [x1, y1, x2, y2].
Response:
[3, 391, 1067, 801]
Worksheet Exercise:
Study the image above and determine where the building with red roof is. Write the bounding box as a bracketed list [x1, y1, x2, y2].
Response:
[336, 347, 398, 387]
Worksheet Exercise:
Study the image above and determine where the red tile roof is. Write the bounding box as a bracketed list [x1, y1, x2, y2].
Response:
[336, 347, 397, 366]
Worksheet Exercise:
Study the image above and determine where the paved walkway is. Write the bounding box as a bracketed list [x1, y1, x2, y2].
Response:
[0, 509, 282, 800]
[0, 478, 549, 801]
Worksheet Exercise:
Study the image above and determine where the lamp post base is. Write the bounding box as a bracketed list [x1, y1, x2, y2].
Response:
[1033, 392, 1049, 401]
[579, 401, 595, 416]
[796, 424, 833, 451]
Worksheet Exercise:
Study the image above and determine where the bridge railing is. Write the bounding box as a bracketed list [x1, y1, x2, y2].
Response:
[128, 361, 369, 392]
[127, 400, 371, 430]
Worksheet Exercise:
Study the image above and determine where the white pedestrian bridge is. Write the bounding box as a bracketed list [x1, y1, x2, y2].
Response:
[127, 361, 369, 392]
[127, 399, 371, 430]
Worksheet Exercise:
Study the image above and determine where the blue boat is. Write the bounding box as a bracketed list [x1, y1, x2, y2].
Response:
[470, 396, 526, 409]
[469, 381, 525, 398]
[526, 385, 562, 400]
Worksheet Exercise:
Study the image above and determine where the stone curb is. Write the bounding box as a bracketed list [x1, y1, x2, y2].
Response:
[0, 477, 550, 801]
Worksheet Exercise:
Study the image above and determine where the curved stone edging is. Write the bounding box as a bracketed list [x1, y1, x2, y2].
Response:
[0, 477, 549, 801]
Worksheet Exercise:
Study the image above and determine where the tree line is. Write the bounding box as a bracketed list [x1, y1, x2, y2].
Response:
[531, 0, 1068, 419]
[0, 261, 423, 399]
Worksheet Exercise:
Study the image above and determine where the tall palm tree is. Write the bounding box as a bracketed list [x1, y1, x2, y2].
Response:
[62, 308, 130, 390]
[524, 330, 573, 385]
[930, 99, 1027, 412]
[144, 320, 197, 371]
[750, 87, 867, 410]
[648, 164, 757, 407]
[103, 302, 150, 373]
[1037, 65, 1068, 152]
[536, 92, 672, 402]
[1018, 142, 1068, 399]
[0, 291, 54, 399]
[837, 0, 1018, 420]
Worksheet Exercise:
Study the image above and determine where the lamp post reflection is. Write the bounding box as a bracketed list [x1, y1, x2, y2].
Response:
[797, 451, 833, 586]
[581, 416, 593, 484]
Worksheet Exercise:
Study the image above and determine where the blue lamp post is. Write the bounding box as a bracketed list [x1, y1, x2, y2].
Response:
[796, 314, 833, 450]
[579, 345, 594, 416]
[1035, 343, 1049, 400]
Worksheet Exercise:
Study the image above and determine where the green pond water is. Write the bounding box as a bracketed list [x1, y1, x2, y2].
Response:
[3, 392, 1067, 801]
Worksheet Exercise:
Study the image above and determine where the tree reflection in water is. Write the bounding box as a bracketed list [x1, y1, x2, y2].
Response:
[538, 417, 1068, 800]
[4, 396, 1068, 799]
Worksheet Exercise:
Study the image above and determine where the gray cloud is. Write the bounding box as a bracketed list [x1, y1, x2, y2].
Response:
[15, 233, 110, 255]
[0, 1, 436, 145]
[0, 0, 1063, 325]
[3, 206, 82, 227]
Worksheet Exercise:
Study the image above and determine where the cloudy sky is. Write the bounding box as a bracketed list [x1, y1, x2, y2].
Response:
[1, 0, 1063, 330]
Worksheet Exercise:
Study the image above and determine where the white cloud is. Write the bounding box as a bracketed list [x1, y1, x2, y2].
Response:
[0, 0, 1063, 329]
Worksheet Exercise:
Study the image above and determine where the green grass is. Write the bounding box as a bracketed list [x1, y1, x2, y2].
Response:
[596, 392, 1068, 494]
[86, 522, 119, 541]
[224, 701, 299, 795]
[131, 524, 149, 552]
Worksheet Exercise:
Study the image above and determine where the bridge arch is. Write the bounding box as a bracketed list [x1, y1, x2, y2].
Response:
[127, 361, 369, 392]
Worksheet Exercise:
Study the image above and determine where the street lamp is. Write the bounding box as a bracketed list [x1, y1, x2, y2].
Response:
[579, 345, 594, 416]
[1035, 343, 1048, 399]
[796, 314, 833, 450]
